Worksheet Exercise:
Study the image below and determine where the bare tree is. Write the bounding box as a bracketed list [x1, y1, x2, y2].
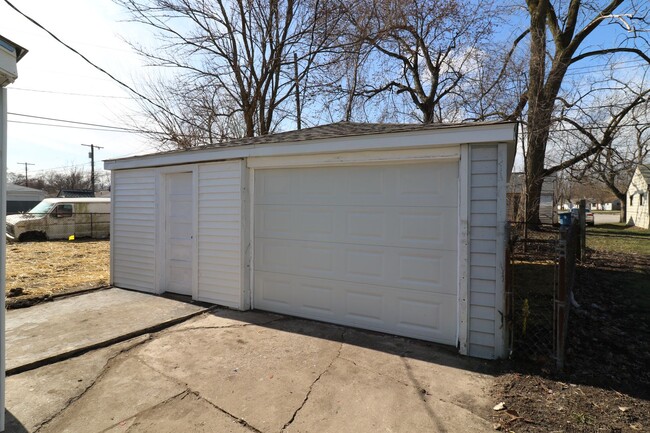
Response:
[7, 165, 100, 196]
[557, 79, 650, 221]
[341, 0, 498, 123]
[118, 0, 345, 147]
[515, 0, 650, 224]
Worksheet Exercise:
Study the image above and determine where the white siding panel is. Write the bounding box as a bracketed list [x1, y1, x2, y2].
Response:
[468, 144, 499, 359]
[112, 168, 157, 293]
[197, 161, 243, 308]
[626, 168, 649, 229]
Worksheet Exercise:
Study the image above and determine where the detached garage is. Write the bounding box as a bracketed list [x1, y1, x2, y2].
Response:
[105, 122, 517, 359]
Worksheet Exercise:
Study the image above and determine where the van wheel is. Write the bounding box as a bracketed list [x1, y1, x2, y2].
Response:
[18, 231, 46, 242]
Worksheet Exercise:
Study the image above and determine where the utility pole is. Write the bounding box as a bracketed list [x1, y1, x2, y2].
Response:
[17, 162, 34, 187]
[294, 52, 301, 130]
[81, 144, 103, 193]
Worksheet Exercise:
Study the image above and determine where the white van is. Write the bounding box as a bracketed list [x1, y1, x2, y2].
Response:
[6, 198, 110, 241]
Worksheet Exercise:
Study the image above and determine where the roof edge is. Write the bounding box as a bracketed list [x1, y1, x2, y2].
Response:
[106, 122, 517, 171]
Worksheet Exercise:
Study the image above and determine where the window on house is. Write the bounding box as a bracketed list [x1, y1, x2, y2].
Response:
[642, 194, 645, 206]
[630, 195, 634, 206]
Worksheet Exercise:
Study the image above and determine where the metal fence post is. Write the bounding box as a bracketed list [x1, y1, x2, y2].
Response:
[555, 227, 568, 369]
[579, 199, 586, 262]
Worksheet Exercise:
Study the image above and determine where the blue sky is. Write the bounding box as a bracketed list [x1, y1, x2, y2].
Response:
[1, 0, 156, 179]
[1, 1, 646, 179]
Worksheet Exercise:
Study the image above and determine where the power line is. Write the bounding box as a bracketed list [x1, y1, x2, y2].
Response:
[8, 87, 135, 99]
[8, 120, 141, 133]
[8, 112, 137, 131]
[3, 0, 196, 129]
[29, 162, 92, 174]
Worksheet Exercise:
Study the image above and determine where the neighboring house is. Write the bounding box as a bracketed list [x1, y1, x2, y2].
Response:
[507, 173, 556, 224]
[626, 165, 649, 229]
[6, 183, 44, 214]
[105, 121, 518, 360]
[602, 199, 622, 211]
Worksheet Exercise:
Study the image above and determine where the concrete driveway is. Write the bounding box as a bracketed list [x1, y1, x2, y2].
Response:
[5, 294, 498, 433]
[5, 288, 207, 374]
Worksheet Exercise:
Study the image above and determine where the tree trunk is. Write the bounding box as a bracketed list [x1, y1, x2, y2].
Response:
[523, 0, 549, 225]
[616, 193, 627, 224]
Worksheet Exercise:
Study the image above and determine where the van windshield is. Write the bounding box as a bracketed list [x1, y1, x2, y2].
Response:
[28, 202, 55, 216]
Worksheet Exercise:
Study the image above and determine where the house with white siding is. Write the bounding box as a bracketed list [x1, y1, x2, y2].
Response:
[104, 121, 517, 360]
[627, 165, 649, 229]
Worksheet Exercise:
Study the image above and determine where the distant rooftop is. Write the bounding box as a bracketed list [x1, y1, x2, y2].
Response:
[7, 183, 43, 193]
[57, 189, 95, 198]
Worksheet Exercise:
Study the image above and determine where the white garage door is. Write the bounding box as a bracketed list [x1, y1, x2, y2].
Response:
[253, 162, 459, 345]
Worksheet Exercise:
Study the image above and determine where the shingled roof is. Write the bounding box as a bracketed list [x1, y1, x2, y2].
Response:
[639, 164, 650, 183]
[153, 120, 514, 156]
[214, 121, 507, 147]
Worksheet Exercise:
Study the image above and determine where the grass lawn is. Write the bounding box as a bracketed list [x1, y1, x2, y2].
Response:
[587, 223, 650, 256]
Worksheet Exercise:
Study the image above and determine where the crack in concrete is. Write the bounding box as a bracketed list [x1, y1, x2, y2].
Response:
[190, 391, 265, 433]
[280, 328, 347, 432]
[338, 355, 483, 420]
[134, 355, 191, 389]
[400, 356, 488, 421]
[97, 390, 191, 433]
[108, 357, 265, 433]
[32, 335, 154, 433]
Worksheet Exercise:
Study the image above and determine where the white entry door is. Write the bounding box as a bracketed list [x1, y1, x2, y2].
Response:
[253, 162, 459, 345]
[164, 172, 194, 296]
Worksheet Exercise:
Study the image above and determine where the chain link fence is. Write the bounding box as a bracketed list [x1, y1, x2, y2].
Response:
[507, 221, 581, 366]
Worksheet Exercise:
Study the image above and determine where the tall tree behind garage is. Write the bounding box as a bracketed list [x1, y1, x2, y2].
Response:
[118, 0, 345, 147]
[521, 0, 649, 224]
[341, 0, 498, 124]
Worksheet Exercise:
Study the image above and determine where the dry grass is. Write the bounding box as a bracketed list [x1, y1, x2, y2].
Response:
[6, 239, 109, 298]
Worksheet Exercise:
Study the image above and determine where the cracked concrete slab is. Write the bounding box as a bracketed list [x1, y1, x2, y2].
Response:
[102, 392, 254, 433]
[132, 316, 344, 432]
[6, 288, 207, 372]
[283, 357, 494, 433]
[339, 328, 494, 416]
[37, 356, 186, 433]
[6, 309, 497, 433]
[5, 336, 150, 433]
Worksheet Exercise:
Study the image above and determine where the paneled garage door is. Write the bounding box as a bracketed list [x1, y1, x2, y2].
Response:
[253, 162, 459, 345]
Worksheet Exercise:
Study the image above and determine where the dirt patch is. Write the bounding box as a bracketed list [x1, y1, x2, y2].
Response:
[492, 373, 649, 432]
[5, 239, 109, 303]
[493, 237, 650, 432]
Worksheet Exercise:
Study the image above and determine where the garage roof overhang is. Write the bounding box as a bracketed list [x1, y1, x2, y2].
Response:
[105, 121, 518, 172]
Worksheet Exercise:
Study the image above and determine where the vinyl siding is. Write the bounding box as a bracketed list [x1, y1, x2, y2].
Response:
[626, 168, 649, 229]
[197, 161, 243, 308]
[112, 168, 157, 292]
[468, 145, 498, 358]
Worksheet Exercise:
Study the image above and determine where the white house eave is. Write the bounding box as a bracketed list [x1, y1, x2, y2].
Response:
[105, 123, 517, 171]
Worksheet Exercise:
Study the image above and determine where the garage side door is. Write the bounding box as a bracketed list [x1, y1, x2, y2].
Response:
[253, 162, 459, 345]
